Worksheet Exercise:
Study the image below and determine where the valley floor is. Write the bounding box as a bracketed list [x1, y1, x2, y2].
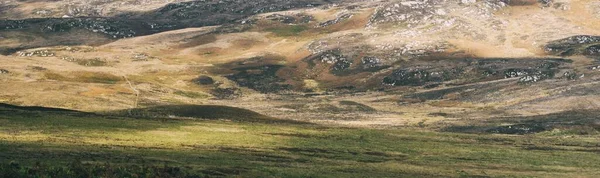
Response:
[1, 106, 599, 177]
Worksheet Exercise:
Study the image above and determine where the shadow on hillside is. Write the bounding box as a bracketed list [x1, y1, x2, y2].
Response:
[442, 110, 600, 135]
[109, 105, 310, 124]
[0, 103, 307, 125]
[0, 103, 192, 132]
[0, 103, 95, 118]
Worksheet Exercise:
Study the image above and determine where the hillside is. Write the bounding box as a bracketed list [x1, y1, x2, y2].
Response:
[1, 0, 600, 177]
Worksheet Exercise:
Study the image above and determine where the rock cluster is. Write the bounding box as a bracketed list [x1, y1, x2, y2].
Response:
[16, 50, 55, 57]
[382, 58, 568, 87]
[545, 35, 600, 56]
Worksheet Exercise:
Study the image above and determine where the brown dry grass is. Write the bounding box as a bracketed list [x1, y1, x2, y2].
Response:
[556, 0, 600, 35]
[428, 100, 477, 108]
[80, 86, 134, 97]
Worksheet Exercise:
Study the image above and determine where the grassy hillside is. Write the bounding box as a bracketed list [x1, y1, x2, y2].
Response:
[1, 105, 599, 177]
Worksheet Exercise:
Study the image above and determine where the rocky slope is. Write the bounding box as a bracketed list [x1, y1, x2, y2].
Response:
[1, 0, 600, 129]
[0, 0, 344, 54]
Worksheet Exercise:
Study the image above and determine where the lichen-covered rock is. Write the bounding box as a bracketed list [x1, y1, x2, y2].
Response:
[16, 50, 55, 57]
[361, 56, 382, 69]
[383, 67, 463, 86]
[318, 14, 352, 27]
[584, 45, 600, 56]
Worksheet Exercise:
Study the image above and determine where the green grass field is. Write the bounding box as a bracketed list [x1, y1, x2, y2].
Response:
[1, 105, 600, 177]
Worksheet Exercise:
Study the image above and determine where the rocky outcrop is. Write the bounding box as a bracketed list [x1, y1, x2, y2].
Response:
[383, 58, 569, 87]
[545, 35, 600, 56]
[0, 0, 337, 54]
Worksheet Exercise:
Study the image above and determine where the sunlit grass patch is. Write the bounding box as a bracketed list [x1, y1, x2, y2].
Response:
[44, 71, 122, 84]
[173, 90, 211, 99]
